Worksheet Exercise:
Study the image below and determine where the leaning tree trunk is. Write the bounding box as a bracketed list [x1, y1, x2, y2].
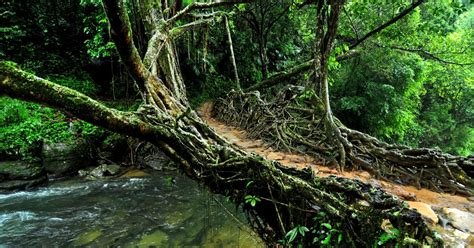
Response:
[0, 0, 443, 246]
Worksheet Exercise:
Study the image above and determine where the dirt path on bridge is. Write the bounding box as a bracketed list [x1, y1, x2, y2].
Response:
[197, 102, 474, 217]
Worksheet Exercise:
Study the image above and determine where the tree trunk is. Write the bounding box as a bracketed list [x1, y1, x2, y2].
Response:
[313, 1, 351, 172]
[224, 15, 241, 89]
[0, 0, 444, 246]
[258, 36, 269, 79]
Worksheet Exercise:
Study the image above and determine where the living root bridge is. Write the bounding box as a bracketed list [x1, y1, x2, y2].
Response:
[212, 88, 474, 196]
[1, 63, 443, 246]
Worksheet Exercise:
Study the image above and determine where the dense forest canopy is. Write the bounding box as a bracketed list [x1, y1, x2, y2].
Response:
[1, 0, 472, 156]
[1, 0, 473, 246]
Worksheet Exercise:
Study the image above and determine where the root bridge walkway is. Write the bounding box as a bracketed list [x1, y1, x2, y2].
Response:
[197, 102, 474, 217]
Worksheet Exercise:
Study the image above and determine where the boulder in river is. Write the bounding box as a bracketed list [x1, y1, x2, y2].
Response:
[90, 164, 122, 178]
[141, 153, 171, 171]
[120, 169, 150, 178]
[0, 160, 44, 179]
[42, 140, 92, 176]
[0, 177, 47, 191]
[78, 164, 122, 179]
[0, 160, 47, 191]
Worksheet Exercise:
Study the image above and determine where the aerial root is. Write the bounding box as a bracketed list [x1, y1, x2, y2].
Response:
[212, 88, 473, 195]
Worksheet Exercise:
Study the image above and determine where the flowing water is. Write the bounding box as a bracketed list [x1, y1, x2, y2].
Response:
[0, 170, 263, 247]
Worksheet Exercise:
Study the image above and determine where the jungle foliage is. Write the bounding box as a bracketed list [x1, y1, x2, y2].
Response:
[1, 0, 472, 156]
[1, 0, 473, 246]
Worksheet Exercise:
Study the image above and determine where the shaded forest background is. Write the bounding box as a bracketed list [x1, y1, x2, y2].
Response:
[1, 0, 472, 160]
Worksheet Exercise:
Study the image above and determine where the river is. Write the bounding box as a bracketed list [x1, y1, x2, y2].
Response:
[0, 170, 263, 247]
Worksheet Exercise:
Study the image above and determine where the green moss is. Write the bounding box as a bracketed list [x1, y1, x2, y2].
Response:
[73, 230, 103, 246]
[2, 61, 18, 68]
[126, 230, 169, 248]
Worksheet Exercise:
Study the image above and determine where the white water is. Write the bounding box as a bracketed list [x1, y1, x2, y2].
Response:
[0, 171, 262, 247]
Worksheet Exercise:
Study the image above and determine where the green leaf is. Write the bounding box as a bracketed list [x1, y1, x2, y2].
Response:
[286, 228, 298, 243]
[245, 180, 254, 188]
[298, 226, 309, 236]
[237, 3, 246, 11]
[277, 239, 286, 244]
[244, 195, 260, 207]
[321, 223, 332, 229]
[322, 233, 332, 245]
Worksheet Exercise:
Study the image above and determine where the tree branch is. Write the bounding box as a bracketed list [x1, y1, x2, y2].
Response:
[0, 61, 197, 176]
[166, 0, 254, 27]
[245, 60, 313, 92]
[103, 0, 182, 113]
[102, 0, 150, 92]
[263, 5, 290, 38]
[376, 43, 474, 66]
[343, 7, 360, 40]
[169, 17, 218, 38]
[244, 50, 359, 92]
[349, 0, 425, 50]
[0, 11, 14, 17]
[1, 62, 143, 137]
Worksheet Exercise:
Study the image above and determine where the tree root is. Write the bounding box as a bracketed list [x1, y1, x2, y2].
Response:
[212, 88, 474, 196]
[1, 63, 445, 246]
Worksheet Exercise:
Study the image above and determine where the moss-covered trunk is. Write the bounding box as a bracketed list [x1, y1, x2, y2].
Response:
[0, 55, 442, 248]
[0, 0, 445, 246]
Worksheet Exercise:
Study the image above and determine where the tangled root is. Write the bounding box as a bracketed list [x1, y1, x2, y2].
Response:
[213, 88, 473, 195]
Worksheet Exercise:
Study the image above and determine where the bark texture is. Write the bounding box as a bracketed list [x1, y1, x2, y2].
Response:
[0, 0, 447, 246]
[213, 88, 474, 196]
[224, 15, 241, 89]
[2, 61, 444, 246]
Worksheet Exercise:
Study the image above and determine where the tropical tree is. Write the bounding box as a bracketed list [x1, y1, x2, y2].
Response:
[0, 0, 463, 246]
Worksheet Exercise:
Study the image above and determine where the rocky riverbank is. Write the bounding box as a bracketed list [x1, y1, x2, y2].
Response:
[0, 133, 172, 192]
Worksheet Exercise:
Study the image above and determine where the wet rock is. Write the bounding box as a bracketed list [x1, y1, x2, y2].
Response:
[202, 223, 262, 248]
[0, 176, 47, 191]
[0, 160, 47, 191]
[432, 225, 473, 248]
[452, 229, 471, 240]
[0, 160, 44, 179]
[141, 154, 170, 171]
[407, 201, 438, 224]
[129, 229, 169, 247]
[42, 140, 92, 176]
[73, 230, 102, 246]
[89, 164, 122, 178]
[164, 207, 194, 227]
[469, 235, 474, 247]
[442, 208, 474, 233]
[77, 169, 91, 177]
